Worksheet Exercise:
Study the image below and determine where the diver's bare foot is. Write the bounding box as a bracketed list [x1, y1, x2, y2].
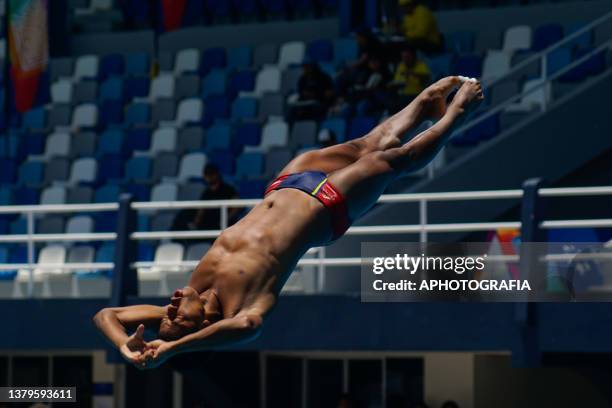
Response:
[419, 76, 463, 121]
[448, 79, 484, 116]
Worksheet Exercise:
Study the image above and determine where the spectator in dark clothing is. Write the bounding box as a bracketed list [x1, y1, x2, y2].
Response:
[193, 164, 240, 231]
[353, 55, 392, 115]
[171, 164, 240, 240]
[290, 62, 335, 120]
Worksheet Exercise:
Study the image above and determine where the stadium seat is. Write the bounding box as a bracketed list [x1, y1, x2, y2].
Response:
[151, 100, 177, 125]
[99, 53, 125, 80]
[320, 118, 346, 142]
[151, 183, 178, 201]
[66, 215, 94, 234]
[38, 216, 64, 234]
[176, 74, 201, 99]
[124, 76, 150, 99]
[566, 23, 593, 50]
[278, 41, 305, 69]
[562, 48, 606, 81]
[253, 66, 281, 96]
[202, 69, 227, 97]
[177, 152, 207, 181]
[35, 131, 70, 160]
[40, 186, 66, 205]
[258, 93, 284, 120]
[42, 158, 70, 185]
[67, 186, 94, 204]
[51, 79, 73, 103]
[177, 127, 205, 154]
[125, 52, 150, 76]
[231, 97, 258, 121]
[148, 74, 175, 101]
[205, 0, 232, 20]
[97, 129, 125, 156]
[503, 25, 532, 54]
[94, 184, 121, 203]
[18, 161, 44, 187]
[201, 47, 227, 74]
[265, 148, 292, 176]
[0, 188, 12, 205]
[69, 157, 98, 185]
[546, 47, 572, 77]
[94, 212, 118, 232]
[50, 57, 74, 82]
[74, 55, 99, 81]
[124, 156, 152, 182]
[532, 23, 564, 52]
[206, 123, 232, 151]
[505, 78, 551, 113]
[73, 81, 98, 103]
[228, 45, 253, 70]
[228, 70, 256, 96]
[175, 99, 204, 127]
[208, 149, 235, 175]
[141, 128, 177, 156]
[99, 77, 124, 101]
[333, 38, 358, 66]
[235, 152, 264, 179]
[290, 120, 317, 149]
[158, 51, 174, 73]
[186, 242, 211, 261]
[151, 213, 175, 231]
[97, 154, 124, 183]
[125, 102, 151, 127]
[178, 182, 205, 201]
[204, 95, 230, 125]
[22, 107, 46, 130]
[482, 51, 511, 82]
[258, 121, 289, 151]
[233, 122, 261, 151]
[175, 48, 201, 75]
[47, 104, 72, 128]
[253, 44, 278, 67]
[71, 104, 98, 130]
[125, 128, 151, 154]
[307, 39, 333, 62]
[281, 66, 302, 94]
[151, 153, 179, 181]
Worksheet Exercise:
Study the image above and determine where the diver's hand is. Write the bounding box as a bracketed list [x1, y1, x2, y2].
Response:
[120, 324, 148, 368]
[140, 339, 176, 369]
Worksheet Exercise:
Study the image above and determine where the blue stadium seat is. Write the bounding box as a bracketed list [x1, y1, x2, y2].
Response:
[566, 48, 606, 79]
[547, 47, 572, 76]
[548, 228, 599, 243]
[124, 76, 150, 100]
[566, 23, 593, 50]
[532, 23, 563, 52]
[94, 184, 121, 203]
[125, 184, 150, 201]
[202, 69, 228, 97]
[22, 107, 46, 130]
[10, 217, 27, 234]
[445, 31, 475, 54]
[20, 131, 46, 157]
[138, 214, 150, 232]
[228, 70, 256, 96]
[236, 152, 264, 179]
[125, 128, 152, 153]
[97, 129, 125, 156]
[425, 53, 453, 80]
[99, 54, 125, 80]
[99, 77, 124, 101]
[95, 213, 117, 233]
[137, 243, 155, 261]
[228, 46, 253, 70]
[333, 38, 358, 66]
[0, 188, 12, 205]
[320, 118, 346, 142]
[125, 103, 151, 127]
[347, 117, 376, 141]
[125, 157, 152, 181]
[209, 149, 235, 175]
[453, 54, 483, 78]
[125, 52, 150, 76]
[9, 246, 28, 264]
[0, 160, 16, 184]
[239, 179, 266, 198]
[205, 0, 232, 19]
[307, 39, 333, 62]
[204, 95, 230, 126]
[206, 123, 232, 151]
[96, 243, 115, 263]
[18, 161, 44, 187]
[233, 122, 261, 152]
[13, 187, 38, 205]
[201, 47, 227, 75]
[97, 154, 124, 183]
[463, 112, 500, 142]
[231, 97, 258, 121]
[99, 100, 124, 126]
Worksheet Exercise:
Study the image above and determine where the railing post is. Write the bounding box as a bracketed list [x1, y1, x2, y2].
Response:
[26, 210, 34, 297]
[317, 247, 326, 293]
[221, 205, 228, 229]
[419, 199, 428, 243]
[513, 177, 545, 367]
[110, 194, 138, 309]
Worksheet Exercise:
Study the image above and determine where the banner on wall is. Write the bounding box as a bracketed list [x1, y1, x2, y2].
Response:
[8, 0, 49, 112]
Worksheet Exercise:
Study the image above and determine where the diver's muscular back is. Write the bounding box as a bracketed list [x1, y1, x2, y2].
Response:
[187, 188, 331, 318]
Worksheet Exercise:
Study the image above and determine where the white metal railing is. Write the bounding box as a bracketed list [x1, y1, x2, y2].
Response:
[0, 185, 610, 296]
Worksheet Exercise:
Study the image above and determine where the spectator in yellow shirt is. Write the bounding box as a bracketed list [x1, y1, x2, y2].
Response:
[390, 47, 431, 110]
[398, 0, 443, 54]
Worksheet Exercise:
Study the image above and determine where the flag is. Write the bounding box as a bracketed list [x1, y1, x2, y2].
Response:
[8, 0, 49, 112]
[161, 0, 187, 32]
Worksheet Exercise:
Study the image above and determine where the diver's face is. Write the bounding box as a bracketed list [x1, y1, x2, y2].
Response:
[162, 287, 205, 333]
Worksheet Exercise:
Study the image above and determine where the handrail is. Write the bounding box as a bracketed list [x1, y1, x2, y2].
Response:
[0, 202, 118, 214]
[452, 37, 612, 139]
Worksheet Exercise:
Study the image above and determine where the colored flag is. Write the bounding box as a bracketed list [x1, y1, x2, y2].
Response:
[8, 0, 49, 112]
[161, 0, 187, 32]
